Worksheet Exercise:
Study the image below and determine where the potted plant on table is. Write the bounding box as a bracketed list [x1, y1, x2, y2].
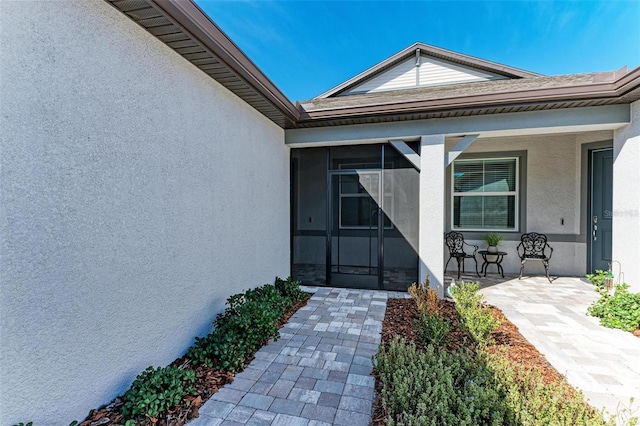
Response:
[483, 233, 503, 254]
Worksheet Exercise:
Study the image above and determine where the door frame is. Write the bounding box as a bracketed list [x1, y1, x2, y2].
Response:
[587, 147, 613, 272]
[326, 169, 385, 289]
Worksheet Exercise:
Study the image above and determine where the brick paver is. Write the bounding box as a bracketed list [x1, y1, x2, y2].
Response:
[189, 287, 408, 425]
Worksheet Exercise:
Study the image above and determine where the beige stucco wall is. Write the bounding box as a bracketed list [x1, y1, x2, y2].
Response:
[445, 130, 613, 277]
[0, 1, 289, 423]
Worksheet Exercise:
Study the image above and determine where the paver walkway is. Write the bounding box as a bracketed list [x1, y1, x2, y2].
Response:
[480, 276, 640, 417]
[190, 287, 407, 426]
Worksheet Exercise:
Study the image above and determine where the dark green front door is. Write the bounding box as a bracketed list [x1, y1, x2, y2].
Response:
[589, 149, 613, 272]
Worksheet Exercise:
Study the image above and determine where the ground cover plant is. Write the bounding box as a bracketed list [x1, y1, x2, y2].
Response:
[586, 271, 640, 335]
[73, 276, 310, 426]
[373, 279, 636, 426]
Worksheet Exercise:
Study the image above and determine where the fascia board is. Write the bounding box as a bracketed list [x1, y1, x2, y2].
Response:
[148, 0, 300, 122]
[285, 104, 630, 145]
[301, 82, 629, 120]
[614, 66, 640, 95]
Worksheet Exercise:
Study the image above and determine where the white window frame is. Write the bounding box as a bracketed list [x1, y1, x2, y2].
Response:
[451, 157, 519, 232]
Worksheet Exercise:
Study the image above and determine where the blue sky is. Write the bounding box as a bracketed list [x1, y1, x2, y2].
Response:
[194, 1, 640, 101]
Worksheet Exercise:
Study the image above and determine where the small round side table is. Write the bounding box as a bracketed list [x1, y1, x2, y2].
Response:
[478, 250, 508, 278]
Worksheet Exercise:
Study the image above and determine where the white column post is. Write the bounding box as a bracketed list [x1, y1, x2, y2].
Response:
[612, 100, 640, 292]
[419, 134, 445, 297]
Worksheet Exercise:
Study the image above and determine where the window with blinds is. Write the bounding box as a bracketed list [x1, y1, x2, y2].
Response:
[452, 158, 518, 230]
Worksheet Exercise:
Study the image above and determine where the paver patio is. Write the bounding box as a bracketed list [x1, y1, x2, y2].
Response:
[477, 275, 640, 417]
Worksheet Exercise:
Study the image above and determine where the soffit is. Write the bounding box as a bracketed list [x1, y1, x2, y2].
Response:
[105, 0, 299, 128]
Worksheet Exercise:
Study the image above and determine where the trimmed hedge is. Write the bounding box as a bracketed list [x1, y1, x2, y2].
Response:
[186, 284, 285, 371]
[186, 278, 308, 372]
[121, 277, 307, 423]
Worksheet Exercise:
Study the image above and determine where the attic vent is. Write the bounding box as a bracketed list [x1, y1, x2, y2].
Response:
[416, 49, 421, 86]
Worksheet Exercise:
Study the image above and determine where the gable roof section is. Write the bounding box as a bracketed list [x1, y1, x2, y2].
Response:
[341, 54, 510, 96]
[106, 0, 299, 128]
[316, 42, 541, 98]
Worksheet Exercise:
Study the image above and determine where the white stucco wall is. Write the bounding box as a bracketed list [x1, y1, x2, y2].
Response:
[613, 100, 640, 292]
[445, 131, 613, 277]
[0, 1, 289, 424]
[420, 135, 445, 296]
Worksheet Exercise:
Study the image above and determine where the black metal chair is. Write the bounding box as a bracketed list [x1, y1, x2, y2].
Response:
[445, 231, 480, 279]
[517, 232, 553, 282]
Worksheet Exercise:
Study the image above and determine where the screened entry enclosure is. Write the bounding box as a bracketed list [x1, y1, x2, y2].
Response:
[291, 144, 419, 290]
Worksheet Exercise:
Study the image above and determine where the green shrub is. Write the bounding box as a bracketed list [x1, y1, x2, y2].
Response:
[449, 281, 501, 346]
[588, 284, 640, 332]
[187, 283, 289, 371]
[121, 366, 196, 422]
[586, 269, 614, 292]
[275, 276, 308, 305]
[486, 352, 615, 426]
[414, 311, 450, 347]
[375, 338, 508, 425]
[375, 338, 617, 426]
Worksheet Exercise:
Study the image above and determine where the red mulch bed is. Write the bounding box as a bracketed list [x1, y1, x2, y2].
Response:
[371, 298, 566, 425]
[79, 295, 311, 426]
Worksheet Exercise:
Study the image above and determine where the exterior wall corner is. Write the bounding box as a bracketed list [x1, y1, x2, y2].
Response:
[612, 100, 640, 292]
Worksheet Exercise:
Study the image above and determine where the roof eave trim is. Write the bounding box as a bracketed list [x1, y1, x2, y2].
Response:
[301, 78, 640, 120]
[614, 65, 640, 96]
[148, 0, 300, 123]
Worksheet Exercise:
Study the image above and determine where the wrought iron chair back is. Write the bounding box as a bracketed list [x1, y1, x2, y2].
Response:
[445, 232, 467, 255]
[519, 232, 549, 258]
[517, 232, 553, 282]
[444, 231, 480, 279]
